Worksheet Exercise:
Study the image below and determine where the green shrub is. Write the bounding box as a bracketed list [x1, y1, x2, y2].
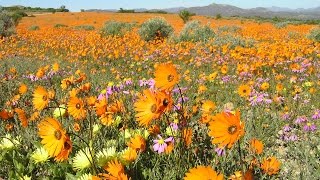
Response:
[176, 20, 215, 43]
[10, 11, 27, 25]
[0, 12, 16, 37]
[217, 25, 242, 33]
[179, 10, 195, 24]
[213, 34, 256, 49]
[100, 21, 135, 37]
[28, 25, 40, 31]
[138, 17, 174, 42]
[54, 24, 68, 28]
[74, 25, 95, 31]
[274, 21, 289, 29]
[216, 14, 222, 19]
[307, 27, 320, 42]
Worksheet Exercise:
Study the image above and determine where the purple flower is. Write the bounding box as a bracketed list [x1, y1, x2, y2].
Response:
[312, 109, 320, 120]
[249, 92, 272, 106]
[281, 112, 290, 120]
[170, 122, 179, 130]
[215, 147, 226, 156]
[153, 135, 174, 154]
[283, 125, 292, 132]
[178, 96, 189, 104]
[303, 123, 317, 132]
[221, 75, 231, 83]
[125, 79, 133, 85]
[295, 116, 308, 124]
[172, 87, 188, 94]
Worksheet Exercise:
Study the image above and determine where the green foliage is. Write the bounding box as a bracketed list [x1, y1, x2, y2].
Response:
[118, 8, 135, 13]
[307, 27, 320, 42]
[138, 17, 174, 41]
[74, 25, 95, 31]
[179, 10, 195, 24]
[28, 25, 40, 31]
[213, 34, 256, 49]
[10, 11, 28, 25]
[217, 25, 242, 33]
[100, 21, 136, 37]
[0, 12, 16, 37]
[2, 5, 69, 13]
[54, 24, 68, 28]
[216, 13, 222, 19]
[176, 20, 215, 43]
[142, 10, 168, 14]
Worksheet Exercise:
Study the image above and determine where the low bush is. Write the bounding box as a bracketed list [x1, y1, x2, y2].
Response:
[138, 17, 174, 42]
[100, 21, 136, 37]
[0, 12, 16, 37]
[74, 25, 95, 31]
[176, 20, 215, 43]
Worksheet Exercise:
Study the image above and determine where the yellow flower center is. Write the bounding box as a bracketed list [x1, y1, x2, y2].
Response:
[228, 125, 237, 135]
[54, 130, 62, 140]
[76, 103, 81, 109]
[167, 74, 174, 82]
[150, 104, 157, 113]
[158, 138, 165, 145]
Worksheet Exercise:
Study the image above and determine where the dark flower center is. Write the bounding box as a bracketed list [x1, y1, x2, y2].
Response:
[228, 125, 237, 135]
[150, 104, 157, 113]
[163, 98, 169, 106]
[167, 75, 174, 82]
[54, 130, 62, 140]
[64, 141, 71, 150]
[268, 168, 275, 173]
[42, 95, 48, 101]
[66, 80, 71, 86]
[76, 103, 81, 109]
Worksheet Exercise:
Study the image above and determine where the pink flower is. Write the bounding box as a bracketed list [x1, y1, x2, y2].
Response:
[153, 135, 174, 154]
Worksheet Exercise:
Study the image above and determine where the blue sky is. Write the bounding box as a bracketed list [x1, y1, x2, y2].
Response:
[0, 0, 320, 11]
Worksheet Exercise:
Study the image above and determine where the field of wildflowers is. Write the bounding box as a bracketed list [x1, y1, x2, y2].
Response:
[0, 12, 320, 179]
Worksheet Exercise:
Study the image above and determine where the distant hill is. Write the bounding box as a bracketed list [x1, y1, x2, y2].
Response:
[85, 3, 320, 20]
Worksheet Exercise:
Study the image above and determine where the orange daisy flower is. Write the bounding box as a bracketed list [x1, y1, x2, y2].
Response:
[61, 77, 74, 90]
[156, 90, 173, 113]
[250, 138, 264, 155]
[182, 128, 192, 147]
[154, 63, 180, 90]
[201, 100, 216, 114]
[238, 84, 251, 97]
[100, 112, 114, 126]
[208, 111, 245, 148]
[14, 108, 28, 128]
[261, 156, 281, 175]
[67, 97, 86, 120]
[103, 159, 128, 180]
[184, 166, 223, 180]
[18, 84, 28, 95]
[0, 109, 13, 120]
[95, 99, 108, 116]
[260, 82, 270, 91]
[38, 118, 67, 157]
[127, 135, 146, 152]
[55, 136, 72, 162]
[134, 89, 162, 127]
[122, 147, 138, 163]
[33, 86, 50, 111]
